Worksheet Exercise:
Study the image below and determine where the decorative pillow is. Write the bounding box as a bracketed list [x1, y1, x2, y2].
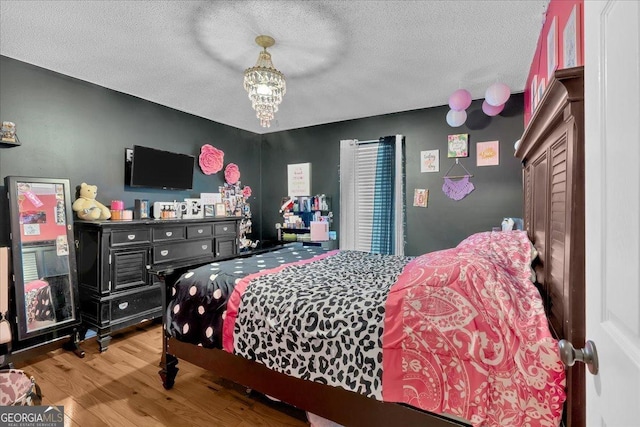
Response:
[457, 230, 539, 284]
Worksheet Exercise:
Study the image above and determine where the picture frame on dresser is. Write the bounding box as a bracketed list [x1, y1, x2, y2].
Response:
[203, 205, 215, 218]
[4, 176, 84, 357]
[215, 203, 226, 217]
[134, 199, 149, 219]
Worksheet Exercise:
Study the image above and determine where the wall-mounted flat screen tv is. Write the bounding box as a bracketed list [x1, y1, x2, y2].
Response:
[126, 145, 195, 190]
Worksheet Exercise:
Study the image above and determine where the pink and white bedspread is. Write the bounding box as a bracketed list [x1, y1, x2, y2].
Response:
[220, 231, 565, 427]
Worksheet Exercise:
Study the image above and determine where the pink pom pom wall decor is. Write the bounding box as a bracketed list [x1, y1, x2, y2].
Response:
[224, 163, 241, 184]
[199, 144, 224, 175]
[242, 186, 252, 198]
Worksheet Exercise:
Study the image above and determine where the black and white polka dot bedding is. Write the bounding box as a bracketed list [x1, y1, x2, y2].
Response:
[166, 244, 329, 348]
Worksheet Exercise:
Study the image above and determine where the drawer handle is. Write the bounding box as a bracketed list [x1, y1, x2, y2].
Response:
[165, 231, 173, 237]
[202, 244, 208, 250]
[127, 234, 136, 240]
[160, 250, 169, 256]
[118, 302, 129, 310]
[223, 226, 228, 231]
[197, 229, 203, 234]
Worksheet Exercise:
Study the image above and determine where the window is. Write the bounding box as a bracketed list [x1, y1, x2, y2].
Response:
[339, 135, 405, 255]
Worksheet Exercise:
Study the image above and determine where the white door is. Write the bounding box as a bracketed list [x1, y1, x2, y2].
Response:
[584, 1, 640, 426]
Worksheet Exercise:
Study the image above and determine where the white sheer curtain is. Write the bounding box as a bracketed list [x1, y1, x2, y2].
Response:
[339, 135, 405, 255]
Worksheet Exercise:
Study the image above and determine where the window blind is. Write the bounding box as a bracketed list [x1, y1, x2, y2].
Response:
[354, 143, 379, 252]
[339, 136, 405, 255]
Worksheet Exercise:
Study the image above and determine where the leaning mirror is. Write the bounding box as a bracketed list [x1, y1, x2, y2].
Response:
[5, 176, 81, 340]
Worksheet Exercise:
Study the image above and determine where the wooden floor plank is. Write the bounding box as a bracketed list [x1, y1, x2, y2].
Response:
[73, 351, 227, 426]
[13, 323, 308, 427]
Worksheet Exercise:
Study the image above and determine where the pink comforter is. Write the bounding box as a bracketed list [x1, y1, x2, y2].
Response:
[223, 231, 566, 426]
[383, 231, 565, 426]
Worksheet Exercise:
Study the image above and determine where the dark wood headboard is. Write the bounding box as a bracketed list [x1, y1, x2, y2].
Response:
[515, 66, 585, 427]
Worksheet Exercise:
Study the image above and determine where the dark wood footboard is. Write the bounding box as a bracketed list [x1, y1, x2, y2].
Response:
[163, 336, 469, 427]
[156, 260, 469, 427]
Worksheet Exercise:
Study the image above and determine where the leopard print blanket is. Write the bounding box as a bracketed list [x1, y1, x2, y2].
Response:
[226, 250, 412, 399]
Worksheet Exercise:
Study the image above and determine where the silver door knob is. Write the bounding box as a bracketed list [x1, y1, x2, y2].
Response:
[558, 339, 599, 375]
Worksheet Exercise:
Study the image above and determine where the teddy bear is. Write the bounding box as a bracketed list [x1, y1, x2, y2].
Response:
[72, 183, 111, 220]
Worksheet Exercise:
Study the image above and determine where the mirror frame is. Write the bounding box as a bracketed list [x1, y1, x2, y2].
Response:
[5, 176, 81, 341]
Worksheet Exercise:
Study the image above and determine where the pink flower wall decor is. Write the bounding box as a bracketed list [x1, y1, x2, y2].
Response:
[242, 186, 252, 199]
[199, 144, 224, 175]
[224, 163, 241, 184]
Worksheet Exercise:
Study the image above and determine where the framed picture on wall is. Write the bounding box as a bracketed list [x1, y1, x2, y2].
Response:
[413, 189, 428, 208]
[563, 4, 580, 68]
[530, 75, 538, 112]
[547, 16, 558, 80]
[538, 78, 546, 104]
[287, 162, 311, 196]
[476, 141, 500, 167]
[447, 134, 468, 158]
[529, 75, 538, 113]
[420, 149, 439, 173]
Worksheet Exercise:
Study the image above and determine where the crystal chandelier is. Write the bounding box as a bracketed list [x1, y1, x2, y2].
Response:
[243, 35, 286, 128]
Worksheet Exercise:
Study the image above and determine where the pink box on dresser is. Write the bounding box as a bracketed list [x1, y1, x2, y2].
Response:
[310, 221, 329, 241]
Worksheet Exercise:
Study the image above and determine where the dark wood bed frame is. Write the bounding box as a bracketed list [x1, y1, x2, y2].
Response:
[159, 66, 585, 427]
[516, 66, 585, 427]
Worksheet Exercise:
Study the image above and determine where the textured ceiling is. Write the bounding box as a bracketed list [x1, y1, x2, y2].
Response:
[0, 0, 548, 134]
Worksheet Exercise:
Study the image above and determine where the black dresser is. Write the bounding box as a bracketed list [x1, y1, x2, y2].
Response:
[74, 217, 240, 351]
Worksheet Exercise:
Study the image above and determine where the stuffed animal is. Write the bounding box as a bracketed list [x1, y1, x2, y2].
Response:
[72, 183, 111, 220]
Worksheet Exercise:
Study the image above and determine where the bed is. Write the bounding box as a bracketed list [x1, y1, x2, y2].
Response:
[158, 66, 585, 427]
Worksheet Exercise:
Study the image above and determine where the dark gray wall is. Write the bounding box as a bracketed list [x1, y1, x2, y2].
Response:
[1, 55, 525, 256]
[260, 95, 525, 255]
[0, 56, 262, 246]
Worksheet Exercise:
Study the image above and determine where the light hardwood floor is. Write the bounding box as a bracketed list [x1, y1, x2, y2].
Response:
[13, 323, 309, 427]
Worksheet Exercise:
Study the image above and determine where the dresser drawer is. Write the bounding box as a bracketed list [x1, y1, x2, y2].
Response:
[215, 237, 237, 258]
[187, 224, 213, 239]
[152, 225, 186, 242]
[112, 229, 150, 246]
[110, 286, 161, 323]
[111, 249, 148, 292]
[153, 240, 213, 263]
[214, 221, 237, 236]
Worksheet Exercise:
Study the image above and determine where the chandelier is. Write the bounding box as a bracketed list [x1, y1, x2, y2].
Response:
[243, 35, 286, 128]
